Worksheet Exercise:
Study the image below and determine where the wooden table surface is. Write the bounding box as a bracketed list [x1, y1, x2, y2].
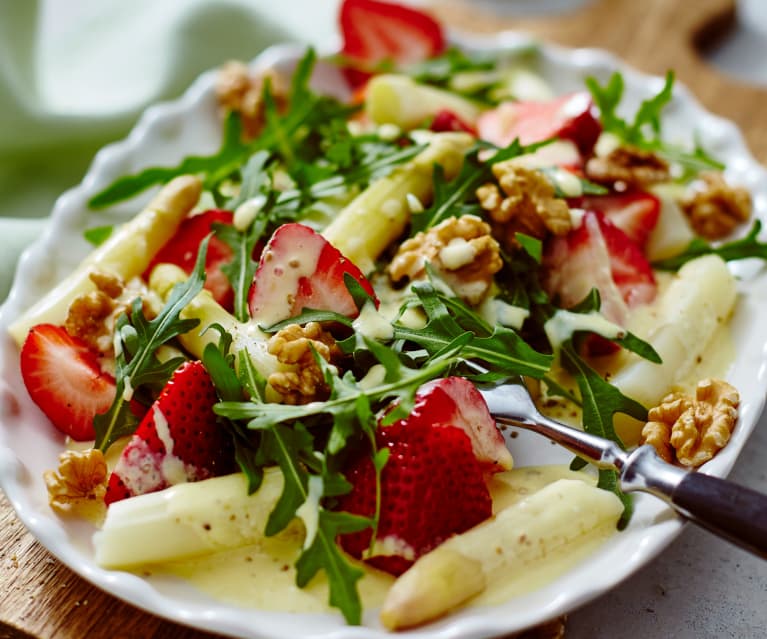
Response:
[2, 1, 766, 638]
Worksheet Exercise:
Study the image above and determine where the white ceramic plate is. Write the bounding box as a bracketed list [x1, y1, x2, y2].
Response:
[1, 34, 767, 639]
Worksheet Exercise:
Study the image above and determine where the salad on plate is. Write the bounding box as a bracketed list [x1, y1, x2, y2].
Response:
[2, 0, 767, 635]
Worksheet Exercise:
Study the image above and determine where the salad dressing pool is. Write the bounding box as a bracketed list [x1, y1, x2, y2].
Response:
[147, 466, 606, 615]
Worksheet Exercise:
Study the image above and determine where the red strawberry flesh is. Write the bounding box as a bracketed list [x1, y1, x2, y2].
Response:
[339, 0, 445, 66]
[337, 421, 492, 576]
[543, 210, 656, 326]
[20, 323, 115, 441]
[478, 92, 602, 156]
[430, 109, 477, 135]
[144, 209, 236, 310]
[105, 360, 234, 505]
[396, 376, 512, 472]
[248, 223, 377, 326]
[569, 191, 660, 248]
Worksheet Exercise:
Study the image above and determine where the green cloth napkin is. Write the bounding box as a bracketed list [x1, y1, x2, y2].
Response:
[0, 0, 341, 301]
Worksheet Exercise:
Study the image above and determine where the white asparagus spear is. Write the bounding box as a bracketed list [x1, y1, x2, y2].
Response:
[610, 254, 736, 444]
[380, 479, 622, 630]
[94, 470, 298, 568]
[366, 74, 482, 130]
[8, 176, 202, 346]
[322, 132, 472, 273]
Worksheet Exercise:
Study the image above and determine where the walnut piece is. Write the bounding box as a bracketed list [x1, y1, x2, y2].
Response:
[477, 163, 572, 250]
[680, 171, 752, 239]
[585, 145, 670, 188]
[641, 379, 739, 467]
[65, 270, 127, 354]
[44, 449, 107, 513]
[267, 322, 341, 405]
[216, 61, 287, 140]
[389, 215, 502, 305]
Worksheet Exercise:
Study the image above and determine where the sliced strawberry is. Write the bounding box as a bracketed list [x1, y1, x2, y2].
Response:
[104, 360, 234, 505]
[429, 109, 477, 135]
[477, 92, 602, 156]
[144, 209, 236, 310]
[20, 324, 115, 441]
[339, 0, 445, 87]
[337, 421, 492, 576]
[394, 377, 512, 472]
[248, 223, 377, 325]
[569, 191, 660, 248]
[543, 210, 656, 327]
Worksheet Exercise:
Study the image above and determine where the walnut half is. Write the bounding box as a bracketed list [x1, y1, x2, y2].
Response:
[267, 322, 341, 405]
[389, 215, 502, 305]
[477, 163, 572, 249]
[641, 379, 739, 467]
[585, 145, 670, 189]
[44, 449, 107, 513]
[679, 171, 752, 239]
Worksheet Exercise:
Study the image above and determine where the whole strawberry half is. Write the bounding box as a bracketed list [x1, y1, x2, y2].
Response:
[477, 92, 602, 157]
[248, 223, 377, 326]
[337, 421, 492, 576]
[105, 360, 234, 505]
[339, 0, 445, 87]
[543, 210, 657, 328]
[393, 376, 512, 472]
[20, 323, 116, 441]
[144, 209, 237, 310]
[569, 191, 660, 248]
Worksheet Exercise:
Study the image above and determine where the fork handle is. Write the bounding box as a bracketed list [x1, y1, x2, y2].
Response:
[622, 446, 767, 559]
[670, 472, 767, 559]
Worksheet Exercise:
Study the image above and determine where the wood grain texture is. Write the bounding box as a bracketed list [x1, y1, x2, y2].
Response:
[1, 1, 766, 638]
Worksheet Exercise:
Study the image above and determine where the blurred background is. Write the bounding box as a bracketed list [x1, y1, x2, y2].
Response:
[0, 1, 765, 638]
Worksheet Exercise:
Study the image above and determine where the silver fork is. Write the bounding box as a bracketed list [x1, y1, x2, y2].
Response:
[478, 382, 767, 559]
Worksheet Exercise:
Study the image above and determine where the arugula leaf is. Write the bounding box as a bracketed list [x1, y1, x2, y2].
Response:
[89, 49, 354, 209]
[202, 339, 265, 493]
[392, 281, 552, 378]
[216, 209, 271, 322]
[215, 338, 455, 430]
[89, 112, 249, 208]
[83, 225, 114, 247]
[93, 238, 209, 451]
[652, 219, 767, 270]
[409, 139, 551, 236]
[561, 343, 647, 526]
[406, 47, 496, 87]
[514, 233, 542, 263]
[294, 509, 369, 624]
[537, 167, 608, 197]
[586, 71, 723, 176]
[260, 422, 314, 536]
[564, 290, 661, 363]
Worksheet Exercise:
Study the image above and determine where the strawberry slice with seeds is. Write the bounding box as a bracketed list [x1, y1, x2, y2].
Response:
[429, 109, 477, 135]
[569, 191, 660, 248]
[339, 0, 445, 86]
[543, 210, 657, 327]
[20, 324, 116, 441]
[394, 376, 512, 472]
[104, 360, 234, 505]
[337, 421, 492, 576]
[248, 223, 377, 326]
[478, 92, 602, 156]
[144, 209, 236, 310]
